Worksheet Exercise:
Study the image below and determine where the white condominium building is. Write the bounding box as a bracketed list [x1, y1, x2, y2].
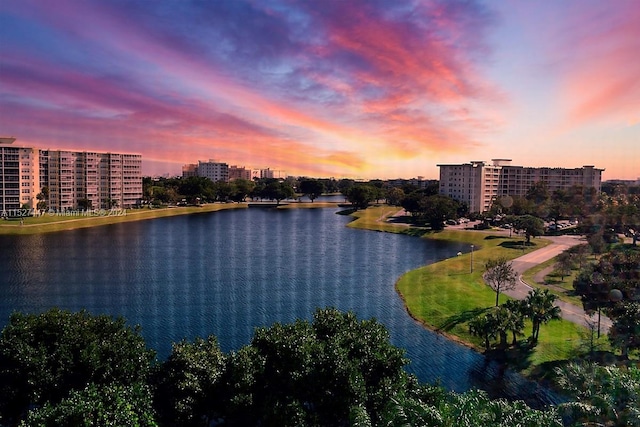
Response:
[438, 159, 603, 213]
[182, 160, 229, 182]
[0, 138, 142, 212]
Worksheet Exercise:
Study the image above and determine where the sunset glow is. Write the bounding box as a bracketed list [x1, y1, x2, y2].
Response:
[1, 0, 638, 179]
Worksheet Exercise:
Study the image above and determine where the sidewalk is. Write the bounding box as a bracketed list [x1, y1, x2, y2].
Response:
[500, 235, 612, 331]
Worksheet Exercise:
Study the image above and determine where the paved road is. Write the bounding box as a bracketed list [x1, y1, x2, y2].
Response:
[501, 235, 613, 331]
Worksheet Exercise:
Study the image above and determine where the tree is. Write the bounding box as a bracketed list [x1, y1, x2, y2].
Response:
[298, 179, 325, 202]
[154, 336, 225, 426]
[36, 186, 49, 210]
[381, 386, 563, 427]
[230, 178, 255, 202]
[490, 306, 513, 348]
[555, 251, 575, 281]
[523, 289, 561, 343]
[212, 180, 233, 202]
[262, 180, 295, 205]
[178, 176, 215, 203]
[77, 198, 93, 210]
[345, 184, 377, 210]
[484, 258, 518, 306]
[588, 229, 607, 257]
[568, 243, 591, 269]
[338, 178, 355, 197]
[400, 191, 425, 217]
[468, 313, 497, 350]
[502, 299, 526, 346]
[574, 250, 640, 338]
[421, 194, 459, 230]
[607, 301, 640, 359]
[513, 215, 545, 244]
[385, 187, 405, 206]
[0, 309, 155, 424]
[21, 383, 157, 427]
[223, 308, 409, 426]
[526, 181, 550, 206]
[555, 362, 640, 427]
[103, 197, 119, 208]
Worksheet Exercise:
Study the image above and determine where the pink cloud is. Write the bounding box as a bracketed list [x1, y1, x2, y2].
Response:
[555, 1, 640, 127]
[1, 0, 503, 178]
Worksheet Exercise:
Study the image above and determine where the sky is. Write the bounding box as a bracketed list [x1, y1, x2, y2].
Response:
[0, 0, 638, 180]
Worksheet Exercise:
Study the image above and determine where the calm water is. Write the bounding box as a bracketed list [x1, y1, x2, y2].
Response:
[0, 207, 557, 406]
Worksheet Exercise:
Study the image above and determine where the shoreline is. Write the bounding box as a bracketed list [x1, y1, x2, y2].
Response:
[0, 200, 346, 236]
[394, 276, 481, 352]
[2, 202, 591, 370]
[0, 203, 248, 235]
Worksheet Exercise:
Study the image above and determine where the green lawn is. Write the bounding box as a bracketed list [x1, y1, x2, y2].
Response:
[346, 205, 426, 234]
[521, 254, 599, 307]
[393, 228, 594, 374]
[0, 204, 247, 235]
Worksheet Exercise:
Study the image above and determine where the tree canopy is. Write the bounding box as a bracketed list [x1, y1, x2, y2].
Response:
[0, 309, 155, 424]
[298, 179, 325, 202]
[513, 215, 545, 244]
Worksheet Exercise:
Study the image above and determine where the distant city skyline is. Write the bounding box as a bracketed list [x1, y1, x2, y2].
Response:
[1, 0, 638, 180]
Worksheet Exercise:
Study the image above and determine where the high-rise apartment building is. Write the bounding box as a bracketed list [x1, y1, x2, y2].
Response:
[0, 137, 41, 212]
[438, 159, 604, 213]
[0, 138, 142, 212]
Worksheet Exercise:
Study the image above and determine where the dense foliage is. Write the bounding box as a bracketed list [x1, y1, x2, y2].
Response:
[0, 308, 578, 427]
[0, 309, 155, 425]
[554, 362, 640, 426]
[574, 248, 640, 357]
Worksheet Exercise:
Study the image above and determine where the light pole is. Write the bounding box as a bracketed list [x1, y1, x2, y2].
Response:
[470, 244, 474, 273]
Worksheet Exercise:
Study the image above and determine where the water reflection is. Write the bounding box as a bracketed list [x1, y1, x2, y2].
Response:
[0, 208, 559, 406]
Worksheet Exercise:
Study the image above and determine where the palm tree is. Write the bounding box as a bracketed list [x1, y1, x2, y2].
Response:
[502, 300, 526, 346]
[469, 314, 497, 351]
[523, 289, 561, 343]
[555, 362, 640, 427]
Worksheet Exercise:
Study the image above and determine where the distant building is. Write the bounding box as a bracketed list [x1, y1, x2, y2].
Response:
[438, 159, 604, 213]
[228, 165, 252, 181]
[181, 163, 198, 178]
[386, 177, 438, 190]
[605, 179, 640, 186]
[259, 168, 287, 179]
[182, 160, 285, 182]
[188, 160, 229, 182]
[0, 137, 142, 212]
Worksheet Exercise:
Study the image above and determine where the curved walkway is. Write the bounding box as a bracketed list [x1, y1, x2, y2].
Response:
[500, 235, 612, 330]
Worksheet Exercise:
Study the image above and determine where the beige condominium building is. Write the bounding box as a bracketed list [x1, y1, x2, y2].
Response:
[438, 159, 603, 213]
[0, 137, 41, 213]
[1, 137, 142, 213]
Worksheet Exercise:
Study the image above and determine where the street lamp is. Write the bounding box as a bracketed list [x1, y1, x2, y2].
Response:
[470, 244, 474, 273]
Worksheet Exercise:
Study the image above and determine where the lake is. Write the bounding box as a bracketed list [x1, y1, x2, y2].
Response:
[0, 206, 557, 406]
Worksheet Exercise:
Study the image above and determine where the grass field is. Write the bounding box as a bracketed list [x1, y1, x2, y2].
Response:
[343, 208, 598, 374]
[393, 230, 595, 373]
[521, 258, 586, 306]
[0, 204, 247, 235]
